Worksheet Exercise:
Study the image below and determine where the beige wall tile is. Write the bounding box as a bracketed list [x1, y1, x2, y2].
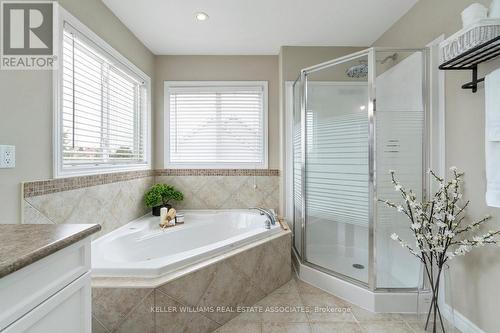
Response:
[115, 291, 155, 333]
[197, 261, 255, 323]
[92, 287, 152, 332]
[155, 175, 280, 212]
[155, 290, 220, 333]
[22, 202, 54, 224]
[157, 264, 217, 306]
[23, 177, 153, 237]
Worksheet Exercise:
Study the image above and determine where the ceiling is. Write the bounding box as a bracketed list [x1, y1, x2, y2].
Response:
[102, 0, 418, 55]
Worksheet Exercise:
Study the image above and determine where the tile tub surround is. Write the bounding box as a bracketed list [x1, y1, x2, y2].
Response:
[22, 169, 279, 198]
[91, 231, 292, 333]
[21, 169, 280, 238]
[22, 176, 154, 238]
[155, 175, 279, 211]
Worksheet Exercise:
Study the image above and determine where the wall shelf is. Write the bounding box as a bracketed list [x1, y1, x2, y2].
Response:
[439, 35, 500, 93]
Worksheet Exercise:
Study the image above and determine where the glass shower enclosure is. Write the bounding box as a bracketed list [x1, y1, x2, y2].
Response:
[292, 48, 428, 291]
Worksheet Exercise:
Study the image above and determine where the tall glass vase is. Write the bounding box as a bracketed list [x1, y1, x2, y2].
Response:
[416, 263, 455, 333]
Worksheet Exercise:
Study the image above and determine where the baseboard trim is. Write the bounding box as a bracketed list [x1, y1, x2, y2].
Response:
[441, 302, 485, 333]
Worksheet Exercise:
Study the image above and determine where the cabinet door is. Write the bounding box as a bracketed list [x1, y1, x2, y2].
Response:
[0, 239, 90, 330]
[3, 272, 91, 333]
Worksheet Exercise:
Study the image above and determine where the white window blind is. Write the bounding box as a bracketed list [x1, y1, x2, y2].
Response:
[165, 82, 268, 168]
[59, 23, 148, 175]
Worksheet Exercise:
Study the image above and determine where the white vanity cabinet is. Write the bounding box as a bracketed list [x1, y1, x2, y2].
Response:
[0, 238, 93, 333]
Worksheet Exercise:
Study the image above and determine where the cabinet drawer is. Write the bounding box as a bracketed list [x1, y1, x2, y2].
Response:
[2, 272, 91, 333]
[0, 239, 90, 330]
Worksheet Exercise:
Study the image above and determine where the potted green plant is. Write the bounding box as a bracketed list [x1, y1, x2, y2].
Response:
[144, 184, 184, 216]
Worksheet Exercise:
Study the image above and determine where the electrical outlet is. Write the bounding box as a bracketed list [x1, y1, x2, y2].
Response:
[0, 145, 15, 168]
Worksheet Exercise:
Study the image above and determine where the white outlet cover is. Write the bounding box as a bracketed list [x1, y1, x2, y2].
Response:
[0, 145, 15, 168]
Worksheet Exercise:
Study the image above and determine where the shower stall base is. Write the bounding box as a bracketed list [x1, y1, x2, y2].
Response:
[292, 251, 431, 313]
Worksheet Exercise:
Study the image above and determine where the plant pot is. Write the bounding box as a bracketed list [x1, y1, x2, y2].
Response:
[152, 204, 172, 216]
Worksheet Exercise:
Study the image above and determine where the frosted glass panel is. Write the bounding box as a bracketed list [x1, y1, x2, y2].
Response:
[304, 55, 369, 283]
[375, 51, 424, 288]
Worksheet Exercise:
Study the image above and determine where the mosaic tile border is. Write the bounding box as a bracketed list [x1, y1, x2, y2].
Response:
[23, 170, 155, 198]
[23, 169, 280, 198]
[155, 169, 280, 177]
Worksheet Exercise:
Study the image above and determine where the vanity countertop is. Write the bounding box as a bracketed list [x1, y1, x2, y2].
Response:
[0, 224, 101, 278]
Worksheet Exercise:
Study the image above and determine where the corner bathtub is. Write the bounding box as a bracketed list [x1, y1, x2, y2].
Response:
[91, 209, 281, 278]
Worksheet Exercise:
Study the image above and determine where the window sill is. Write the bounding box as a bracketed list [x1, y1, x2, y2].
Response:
[54, 164, 152, 179]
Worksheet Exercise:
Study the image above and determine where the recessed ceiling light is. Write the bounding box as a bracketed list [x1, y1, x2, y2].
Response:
[195, 12, 209, 21]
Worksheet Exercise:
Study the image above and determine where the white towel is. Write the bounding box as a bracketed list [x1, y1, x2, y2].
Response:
[485, 68, 500, 207]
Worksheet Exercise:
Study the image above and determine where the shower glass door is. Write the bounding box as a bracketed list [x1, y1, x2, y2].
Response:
[374, 50, 425, 289]
[292, 48, 426, 289]
[303, 54, 370, 284]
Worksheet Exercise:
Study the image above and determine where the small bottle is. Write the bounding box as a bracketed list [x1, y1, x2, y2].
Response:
[169, 217, 176, 226]
[168, 208, 176, 226]
[160, 207, 169, 228]
[176, 213, 185, 224]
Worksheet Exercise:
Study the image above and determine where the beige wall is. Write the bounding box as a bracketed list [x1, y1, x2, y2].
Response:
[375, 1, 500, 332]
[280, 46, 366, 81]
[0, 0, 155, 224]
[154, 55, 280, 169]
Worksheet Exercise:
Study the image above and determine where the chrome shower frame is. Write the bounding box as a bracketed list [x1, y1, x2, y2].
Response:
[291, 47, 431, 293]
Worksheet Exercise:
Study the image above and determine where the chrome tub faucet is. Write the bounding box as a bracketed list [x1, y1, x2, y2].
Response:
[250, 207, 277, 229]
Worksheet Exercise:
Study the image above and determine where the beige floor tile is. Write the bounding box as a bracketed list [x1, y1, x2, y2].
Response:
[350, 305, 404, 322]
[262, 322, 312, 333]
[217, 278, 462, 333]
[258, 291, 308, 323]
[228, 309, 263, 323]
[310, 322, 363, 333]
[300, 293, 355, 322]
[214, 321, 262, 333]
[359, 321, 414, 333]
[273, 279, 298, 294]
[406, 321, 461, 333]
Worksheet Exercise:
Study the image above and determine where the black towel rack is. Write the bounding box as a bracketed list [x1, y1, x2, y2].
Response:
[439, 35, 500, 93]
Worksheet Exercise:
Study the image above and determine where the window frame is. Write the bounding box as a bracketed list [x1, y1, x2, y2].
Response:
[53, 7, 151, 178]
[164, 81, 269, 169]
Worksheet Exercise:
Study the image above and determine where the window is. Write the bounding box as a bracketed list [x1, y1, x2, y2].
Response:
[54, 9, 150, 177]
[165, 81, 268, 169]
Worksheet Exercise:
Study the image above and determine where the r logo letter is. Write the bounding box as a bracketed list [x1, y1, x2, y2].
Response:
[29, 9, 48, 49]
[9, 9, 24, 48]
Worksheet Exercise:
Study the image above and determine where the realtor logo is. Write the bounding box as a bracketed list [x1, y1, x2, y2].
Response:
[1, 1, 57, 69]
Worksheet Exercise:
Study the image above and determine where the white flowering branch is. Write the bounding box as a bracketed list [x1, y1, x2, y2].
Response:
[379, 167, 499, 333]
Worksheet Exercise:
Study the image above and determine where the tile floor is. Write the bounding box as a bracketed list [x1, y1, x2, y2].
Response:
[215, 274, 459, 333]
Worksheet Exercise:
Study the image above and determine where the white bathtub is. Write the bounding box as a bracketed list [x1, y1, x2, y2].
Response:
[91, 209, 281, 278]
